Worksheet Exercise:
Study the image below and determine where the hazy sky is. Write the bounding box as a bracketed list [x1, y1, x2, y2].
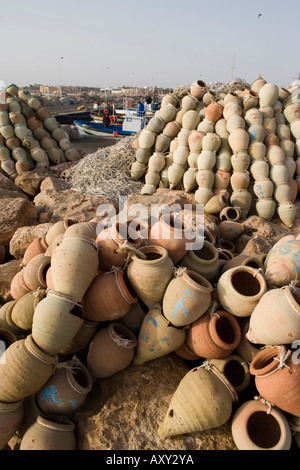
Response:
[1, 0, 300, 90]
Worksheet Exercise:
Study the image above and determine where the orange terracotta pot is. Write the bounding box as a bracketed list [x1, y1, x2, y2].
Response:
[22, 238, 48, 267]
[82, 270, 137, 322]
[205, 101, 223, 123]
[186, 310, 241, 359]
[10, 270, 31, 300]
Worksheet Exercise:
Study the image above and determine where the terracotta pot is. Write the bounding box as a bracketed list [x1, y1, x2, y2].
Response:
[163, 120, 181, 139]
[9, 111, 25, 126]
[248, 141, 266, 162]
[251, 75, 267, 93]
[223, 92, 242, 106]
[250, 346, 300, 417]
[37, 359, 93, 414]
[20, 416, 76, 450]
[158, 362, 238, 439]
[167, 163, 185, 189]
[250, 160, 269, 181]
[173, 145, 189, 166]
[231, 152, 250, 171]
[118, 298, 148, 334]
[231, 399, 292, 450]
[11, 288, 46, 331]
[10, 270, 31, 300]
[22, 237, 48, 267]
[198, 118, 215, 134]
[188, 130, 204, 153]
[161, 94, 178, 108]
[194, 187, 214, 205]
[179, 241, 219, 281]
[284, 103, 300, 124]
[236, 320, 262, 363]
[32, 291, 84, 355]
[96, 221, 144, 271]
[246, 286, 300, 345]
[149, 213, 193, 264]
[181, 110, 200, 130]
[181, 94, 198, 111]
[230, 170, 250, 191]
[45, 219, 75, 247]
[163, 268, 213, 327]
[253, 178, 274, 199]
[217, 266, 267, 317]
[0, 124, 14, 139]
[0, 400, 24, 450]
[226, 114, 245, 133]
[245, 108, 263, 127]
[219, 206, 241, 222]
[213, 170, 231, 191]
[274, 183, 292, 205]
[219, 221, 245, 241]
[82, 270, 137, 322]
[205, 101, 223, 122]
[216, 151, 232, 172]
[266, 145, 285, 165]
[220, 253, 264, 275]
[259, 83, 279, 107]
[159, 103, 177, 123]
[209, 353, 251, 394]
[186, 310, 241, 359]
[0, 334, 56, 403]
[50, 236, 99, 303]
[201, 132, 221, 153]
[0, 301, 23, 337]
[22, 253, 51, 291]
[223, 102, 242, 121]
[87, 322, 137, 378]
[59, 319, 99, 356]
[133, 306, 186, 365]
[146, 115, 165, 134]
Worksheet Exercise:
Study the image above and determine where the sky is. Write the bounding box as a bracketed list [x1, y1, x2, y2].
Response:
[1, 0, 300, 90]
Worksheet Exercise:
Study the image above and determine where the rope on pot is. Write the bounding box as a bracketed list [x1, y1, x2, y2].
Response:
[258, 345, 292, 377]
[46, 289, 83, 309]
[173, 266, 187, 278]
[108, 325, 136, 347]
[254, 395, 274, 414]
[63, 236, 100, 255]
[253, 268, 263, 278]
[208, 301, 220, 318]
[198, 360, 237, 402]
[24, 336, 58, 365]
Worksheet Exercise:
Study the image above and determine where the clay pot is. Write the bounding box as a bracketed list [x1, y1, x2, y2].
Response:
[167, 163, 185, 189]
[20, 416, 76, 450]
[228, 128, 250, 153]
[0, 301, 22, 336]
[10, 270, 31, 300]
[173, 145, 189, 165]
[146, 116, 165, 134]
[45, 219, 75, 247]
[175, 341, 200, 361]
[253, 178, 274, 199]
[256, 198, 276, 220]
[205, 101, 223, 122]
[181, 110, 200, 130]
[149, 213, 193, 264]
[204, 194, 227, 214]
[50, 236, 99, 303]
[248, 141, 266, 161]
[87, 322, 137, 378]
[159, 103, 177, 123]
[179, 241, 219, 281]
[209, 353, 251, 394]
[183, 167, 197, 192]
[202, 132, 221, 153]
[133, 306, 186, 365]
[11, 289, 46, 331]
[163, 269, 213, 327]
[181, 94, 198, 111]
[0, 400, 24, 450]
[59, 319, 99, 356]
[158, 362, 238, 439]
[148, 152, 165, 172]
[223, 102, 242, 121]
[220, 253, 264, 275]
[231, 152, 250, 171]
[274, 183, 292, 204]
[217, 266, 267, 317]
[284, 103, 300, 124]
[219, 221, 245, 241]
[188, 130, 205, 152]
[22, 253, 51, 291]
[96, 221, 144, 271]
[82, 270, 137, 322]
[248, 124, 267, 143]
[231, 399, 292, 450]
[277, 201, 296, 227]
[198, 118, 214, 134]
[230, 170, 250, 191]
[186, 310, 241, 359]
[251, 75, 267, 93]
[190, 80, 207, 100]
[246, 286, 300, 345]
[242, 90, 259, 111]
[230, 189, 252, 218]
[250, 346, 300, 417]
[37, 359, 93, 414]
[9, 111, 25, 126]
[226, 114, 245, 133]
[245, 108, 263, 127]
[118, 298, 148, 334]
[266, 145, 285, 166]
[32, 291, 84, 355]
[219, 206, 241, 222]
[22, 237, 48, 267]
[161, 94, 178, 108]
[259, 83, 279, 107]
[0, 334, 56, 403]
[127, 245, 173, 307]
[250, 160, 269, 181]
[237, 320, 262, 363]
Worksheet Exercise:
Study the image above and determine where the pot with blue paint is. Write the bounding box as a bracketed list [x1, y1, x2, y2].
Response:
[163, 268, 213, 327]
[36, 358, 93, 415]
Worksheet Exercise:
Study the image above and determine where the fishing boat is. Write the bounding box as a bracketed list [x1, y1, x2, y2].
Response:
[74, 111, 147, 137]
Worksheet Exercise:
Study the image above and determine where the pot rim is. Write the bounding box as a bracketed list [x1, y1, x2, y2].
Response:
[130, 245, 169, 265]
[226, 266, 267, 301]
[108, 322, 137, 349]
[284, 286, 300, 315]
[25, 334, 57, 366]
[182, 270, 213, 293]
[116, 270, 137, 305]
[188, 240, 219, 265]
[66, 361, 93, 395]
[249, 346, 281, 377]
[209, 310, 242, 351]
[36, 415, 75, 432]
[0, 400, 24, 413]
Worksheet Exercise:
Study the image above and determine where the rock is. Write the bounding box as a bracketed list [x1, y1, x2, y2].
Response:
[9, 223, 53, 259]
[0, 173, 20, 192]
[0, 188, 28, 200]
[242, 215, 291, 240]
[74, 354, 236, 450]
[0, 198, 38, 247]
[14, 168, 53, 197]
[49, 161, 79, 179]
[0, 259, 22, 303]
[33, 188, 112, 223]
[39, 176, 67, 193]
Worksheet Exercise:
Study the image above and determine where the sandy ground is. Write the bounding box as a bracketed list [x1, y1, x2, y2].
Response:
[71, 133, 120, 155]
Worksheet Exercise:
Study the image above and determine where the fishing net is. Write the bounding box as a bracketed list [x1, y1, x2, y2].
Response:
[65, 133, 143, 203]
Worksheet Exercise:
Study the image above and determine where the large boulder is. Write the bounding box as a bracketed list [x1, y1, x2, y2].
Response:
[0, 198, 38, 247]
[74, 354, 236, 451]
[0, 259, 22, 302]
[9, 223, 53, 259]
[14, 168, 53, 197]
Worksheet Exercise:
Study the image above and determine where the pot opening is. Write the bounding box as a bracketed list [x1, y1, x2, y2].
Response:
[194, 244, 215, 261]
[116, 222, 136, 244]
[226, 208, 239, 220]
[111, 324, 137, 347]
[42, 263, 50, 284]
[224, 359, 245, 387]
[216, 316, 236, 344]
[0, 334, 13, 349]
[219, 240, 235, 251]
[231, 271, 261, 296]
[247, 411, 281, 448]
[187, 270, 211, 288]
[144, 251, 162, 261]
[245, 260, 261, 270]
[291, 288, 300, 305]
[197, 80, 206, 88]
[70, 304, 83, 319]
[73, 367, 88, 388]
[164, 213, 186, 231]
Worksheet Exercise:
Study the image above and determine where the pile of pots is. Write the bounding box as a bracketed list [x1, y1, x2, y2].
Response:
[131, 76, 300, 228]
[0, 83, 80, 178]
[0, 212, 300, 450]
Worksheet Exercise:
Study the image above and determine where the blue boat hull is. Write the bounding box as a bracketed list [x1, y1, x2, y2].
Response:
[74, 120, 135, 136]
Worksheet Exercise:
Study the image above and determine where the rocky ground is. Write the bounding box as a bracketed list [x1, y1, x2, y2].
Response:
[1, 151, 300, 450]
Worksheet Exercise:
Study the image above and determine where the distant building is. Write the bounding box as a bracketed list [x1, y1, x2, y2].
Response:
[39, 85, 79, 94]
